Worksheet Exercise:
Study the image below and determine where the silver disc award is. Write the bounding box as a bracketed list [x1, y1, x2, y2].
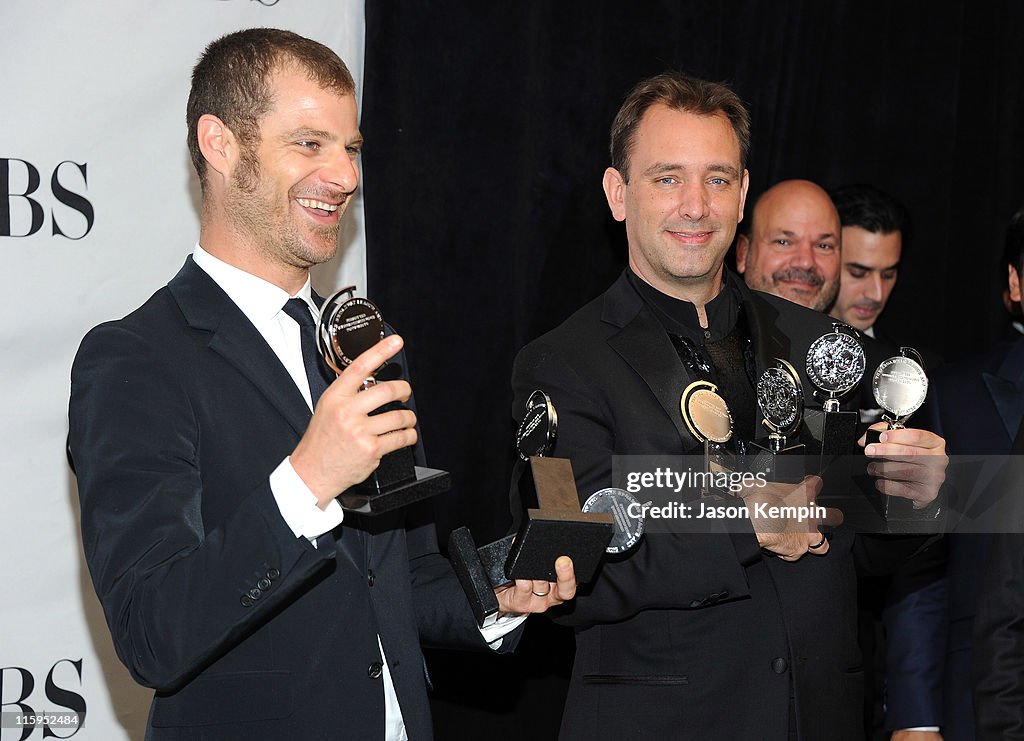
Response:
[871, 348, 928, 429]
[803, 323, 866, 463]
[317, 286, 386, 376]
[582, 488, 644, 554]
[757, 359, 804, 451]
[806, 324, 867, 411]
[516, 390, 558, 461]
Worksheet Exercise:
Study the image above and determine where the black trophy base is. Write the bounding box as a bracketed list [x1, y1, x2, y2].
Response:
[448, 530, 517, 627]
[803, 408, 859, 470]
[746, 440, 806, 483]
[338, 465, 450, 515]
[505, 508, 613, 583]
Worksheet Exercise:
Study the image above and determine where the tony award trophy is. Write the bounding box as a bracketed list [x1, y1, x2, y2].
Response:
[866, 348, 929, 443]
[317, 287, 450, 514]
[747, 359, 806, 481]
[448, 391, 614, 627]
[802, 324, 866, 470]
[681, 380, 736, 493]
[862, 348, 930, 521]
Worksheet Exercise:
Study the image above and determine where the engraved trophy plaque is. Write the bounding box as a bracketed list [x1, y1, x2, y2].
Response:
[865, 348, 928, 444]
[747, 359, 806, 481]
[317, 286, 450, 514]
[681, 380, 736, 493]
[448, 391, 614, 627]
[802, 324, 866, 467]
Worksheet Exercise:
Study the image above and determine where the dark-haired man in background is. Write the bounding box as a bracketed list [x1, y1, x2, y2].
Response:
[69, 28, 574, 741]
[829, 184, 947, 741]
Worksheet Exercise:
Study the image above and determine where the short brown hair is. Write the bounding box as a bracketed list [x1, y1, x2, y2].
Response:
[186, 28, 356, 190]
[609, 72, 750, 182]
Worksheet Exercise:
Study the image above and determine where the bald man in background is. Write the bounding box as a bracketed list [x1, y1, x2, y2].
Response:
[736, 179, 841, 312]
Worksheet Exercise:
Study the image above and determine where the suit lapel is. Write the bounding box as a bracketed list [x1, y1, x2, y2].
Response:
[602, 274, 695, 446]
[168, 258, 313, 437]
[983, 339, 1024, 443]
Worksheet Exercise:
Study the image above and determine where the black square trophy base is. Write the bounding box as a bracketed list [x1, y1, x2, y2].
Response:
[504, 508, 613, 583]
[803, 408, 859, 471]
[448, 530, 515, 627]
[746, 440, 806, 483]
[338, 460, 450, 515]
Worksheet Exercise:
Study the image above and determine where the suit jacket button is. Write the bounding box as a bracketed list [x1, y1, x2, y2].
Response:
[240, 595, 254, 608]
[368, 662, 383, 679]
[689, 600, 702, 608]
[367, 569, 375, 587]
[248, 588, 262, 600]
[771, 658, 788, 674]
[266, 568, 280, 580]
[257, 578, 271, 591]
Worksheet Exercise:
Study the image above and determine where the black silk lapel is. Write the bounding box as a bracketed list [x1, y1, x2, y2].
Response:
[607, 303, 694, 445]
[742, 290, 790, 379]
[168, 258, 313, 438]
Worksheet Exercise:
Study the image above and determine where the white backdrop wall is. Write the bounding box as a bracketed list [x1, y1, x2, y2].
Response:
[1, 3, 366, 738]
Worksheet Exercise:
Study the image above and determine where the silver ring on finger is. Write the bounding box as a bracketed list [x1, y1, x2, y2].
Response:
[532, 588, 550, 597]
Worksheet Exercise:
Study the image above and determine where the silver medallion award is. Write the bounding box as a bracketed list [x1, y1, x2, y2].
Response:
[803, 323, 867, 464]
[315, 286, 449, 514]
[757, 359, 804, 452]
[318, 286, 386, 378]
[582, 488, 644, 554]
[866, 348, 928, 445]
[748, 359, 806, 482]
[516, 390, 558, 461]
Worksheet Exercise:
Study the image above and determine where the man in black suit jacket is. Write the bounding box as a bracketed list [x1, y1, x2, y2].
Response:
[69, 29, 574, 741]
[512, 72, 947, 740]
[927, 209, 1024, 741]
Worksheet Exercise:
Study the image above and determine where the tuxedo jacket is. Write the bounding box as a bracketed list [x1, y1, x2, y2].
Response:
[69, 257, 494, 741]
[511, 271, 925, 741]
[925, 336, 1024, 741]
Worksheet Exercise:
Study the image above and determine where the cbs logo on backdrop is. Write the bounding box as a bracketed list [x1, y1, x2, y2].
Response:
[1, 659, 86, 739]
[1, 158, 93, 240]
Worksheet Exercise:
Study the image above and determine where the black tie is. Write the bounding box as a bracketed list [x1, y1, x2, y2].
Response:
[282, 298, 334, 407]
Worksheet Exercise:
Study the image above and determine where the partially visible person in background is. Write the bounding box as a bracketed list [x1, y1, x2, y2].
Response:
[927, 206, 1024, 741]
[829, 183, 947, 741]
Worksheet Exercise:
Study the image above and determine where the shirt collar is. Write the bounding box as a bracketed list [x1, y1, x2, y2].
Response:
[192, 243, 315, 323]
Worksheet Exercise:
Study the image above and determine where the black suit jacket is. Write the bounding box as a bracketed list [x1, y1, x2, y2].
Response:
[925, 336, 1024, 741]
[69, 257, 493, 741]
[511, 271, 923, 741]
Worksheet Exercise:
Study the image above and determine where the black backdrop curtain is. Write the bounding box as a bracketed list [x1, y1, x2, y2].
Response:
[361, 2, 1024, 737]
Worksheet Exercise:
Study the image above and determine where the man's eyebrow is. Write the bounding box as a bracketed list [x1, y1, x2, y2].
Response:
[640, 162, 740, 178]
[282, 127, 336, 142]
[845, 261, 900, 271]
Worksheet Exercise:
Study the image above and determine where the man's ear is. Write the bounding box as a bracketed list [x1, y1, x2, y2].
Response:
[602, 167, 627, 223]
[735, 233, 750, 274]
[1010, 263, 1022, 303]
[196, 114, 236, 180]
